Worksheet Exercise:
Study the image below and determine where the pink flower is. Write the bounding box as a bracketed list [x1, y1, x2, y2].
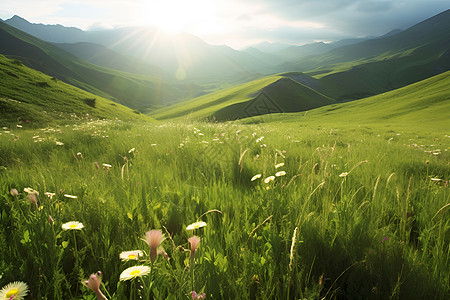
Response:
[28, 194, 37, 207]
[188, 236, 201, 260]
[48, 215, 54, 224]
[192, 291, 206, 299]
[145, 230, 165, 263]
[10, 188, 18, 197]
[83, 271, 107, 300]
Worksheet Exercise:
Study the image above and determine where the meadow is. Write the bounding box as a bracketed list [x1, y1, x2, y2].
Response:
[0, 118, 449, 299]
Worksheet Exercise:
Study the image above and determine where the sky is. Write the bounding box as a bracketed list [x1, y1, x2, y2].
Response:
[1, 0, 449, 49]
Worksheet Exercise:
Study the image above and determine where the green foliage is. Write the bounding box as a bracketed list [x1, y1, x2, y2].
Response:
[0, 54, 154, 126]
[0, 118, 448, 299]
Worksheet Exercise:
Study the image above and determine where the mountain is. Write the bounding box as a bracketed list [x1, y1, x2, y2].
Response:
[0, 54, 153, 125]
[250, 41, 291, 52]
[150, 75, 335, 121]
[4, 16, 272, 81]
[245, 70, 450, 129]
[0, 21, 186, 112]
[53, 42, 165, 77]
[273, 9, 450, 101]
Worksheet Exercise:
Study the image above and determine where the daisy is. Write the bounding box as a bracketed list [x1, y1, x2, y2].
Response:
[0, 281, 29, 300]
[119, 265, 151, 281]
[119, 250, 144, 261]
[186, 221, 207, 231]
[339, 172, 349, 177]
[23, 187, 39, 195]
[64, 194, 77, 199]
[62, 221, 84, 230]
[102, 163, 112, 168]
[251, 174, 262, 181]
[275, 163, 285, 169]
[275, 171, 286, 177]
[44, 192, 55, 199]
[264, 176, 275, 183]
[128, 148, 135, 153]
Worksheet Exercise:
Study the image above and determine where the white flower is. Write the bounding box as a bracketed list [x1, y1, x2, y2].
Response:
[23, 187, 39, 195]
[0, 281, 29, 300]
[339, 172, 349, 177]
[56, 141, 64, 146]
[119, 265, 151, 281]
[251, 174, 262, 181]
[102, 163, 112, 168]
[62, 221, 84, 230]
[119, 250, 144, 261]
[128, 148, 136, 153]
[275, 163, 285, 169]
[264, 176, 275, 183]
[64, 194, 77, 199]
[186, 221, 207, 231]
[275, 171, 286, 177]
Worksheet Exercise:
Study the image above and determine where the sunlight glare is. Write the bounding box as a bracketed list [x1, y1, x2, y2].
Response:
[139, 0, 217, 34]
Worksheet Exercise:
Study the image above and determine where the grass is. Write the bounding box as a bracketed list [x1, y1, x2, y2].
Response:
[0, 116, 448, 299]
[0, 54, 154, 126]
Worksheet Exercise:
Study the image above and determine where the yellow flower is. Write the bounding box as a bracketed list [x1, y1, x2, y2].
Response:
[264, 176, 275, 183]
[119, 250, 144, 261]
[62, 221, 84, 230]
[186, 221, 207, 231]
[275, 171, 286, 177]
[0, 281, 29, 300]
[251, 174, 262, 181]
[119, 265, 150, 281]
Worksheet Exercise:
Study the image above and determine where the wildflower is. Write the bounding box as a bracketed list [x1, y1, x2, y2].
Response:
[48, 215, 54, 224]
[339, 172, 349, 177]
[28, 194, 37, 207]
[256, 136, 264, 143]
[82, 271, 107, 300]
[275, 162, 284, 169]
[77, 152, 83, 158]
[23, 187, 39, 195]
[186, 221, 207, 231]
[275, 171, 286, 177]
[62, 221, 84, 230]
[119, 250, 144, 261]
[144, 230, 165, 263]
[119, 265, 150, 281]
[430, 178, 443, 182]
[192, 291, 206, 299]
[10, 188, 18, 196]
[94, 162, 99, 169]
[64, 194, 77, 199]
[251, 174, 262, 181]
[188, 236, 201, 260]
[0, 281, 29, 300]
[55, 141, 64, 146]
[44, 192, 55, 199]
[102, 163, 112, 168]
[264, 176, 275, 183]
[16, 124, 23, 128]
[382, 237, 389, 243]
[128, 148, 135, 153]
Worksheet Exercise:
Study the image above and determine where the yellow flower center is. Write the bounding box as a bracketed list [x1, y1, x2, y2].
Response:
[128, 254, 136, 259]
[130, 270, 140, 276]
[69, 224, 78, 228]
[6, 288, 19, 297]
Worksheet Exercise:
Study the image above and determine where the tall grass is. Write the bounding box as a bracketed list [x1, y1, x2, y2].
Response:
[0, 120, 448, 299]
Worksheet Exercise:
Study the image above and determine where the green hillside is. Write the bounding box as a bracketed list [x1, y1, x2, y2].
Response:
[0, 54, 153, 125]
[242, 70, 450, 130]
[0, 21, 184, 112]
[150, 75, 335, 121]
[277, 10, 450, 101]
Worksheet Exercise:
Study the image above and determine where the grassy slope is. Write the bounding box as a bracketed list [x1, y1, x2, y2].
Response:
[242, 70, 450, 130]
[0, 54, 154, 126]
[150, 76, 335, 121]
[0, 21, 183, 112]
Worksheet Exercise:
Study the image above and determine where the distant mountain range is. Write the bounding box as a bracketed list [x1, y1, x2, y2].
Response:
[1, 9, 449, 120]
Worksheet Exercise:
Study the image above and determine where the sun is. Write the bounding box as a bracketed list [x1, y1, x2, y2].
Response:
[139, 0, 216, 34]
